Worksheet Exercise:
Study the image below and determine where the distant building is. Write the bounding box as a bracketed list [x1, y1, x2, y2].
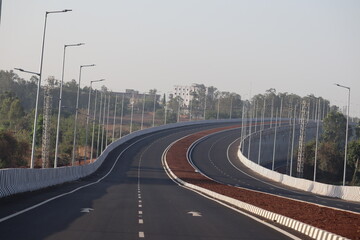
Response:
[172, 84, 209, 107]
[172, 85, 197, 107]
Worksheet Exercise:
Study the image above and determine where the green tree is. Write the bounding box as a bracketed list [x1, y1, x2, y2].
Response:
[317, 142, 344, 182]
[0, 130, 29, 168]
[322, 111, 347, 149]
[348, 140, 360, 185]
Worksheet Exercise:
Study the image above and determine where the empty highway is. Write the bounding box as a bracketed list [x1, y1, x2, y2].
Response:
[0, 123, 298, 240]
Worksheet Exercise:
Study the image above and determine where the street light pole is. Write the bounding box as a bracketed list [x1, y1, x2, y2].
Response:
[84, 79, 104, 163]
[90, 90, 98, 162]
[314, 98, 321, 182]
[152, 92, 157, 127]
[18, 9, 71, 168]
[54, 43, 84, 168]
[97, 91, 103, 157]
[217, 97, 220, 120]
[335, 83, 351, 186]
[72, 64, 95, 165]
[141, 93, 145, 130]
[112, 94, 118, 141]
[119, 93, 125, 138]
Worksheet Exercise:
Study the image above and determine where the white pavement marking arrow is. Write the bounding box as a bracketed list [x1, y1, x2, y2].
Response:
[80, 208, 94, 213]
[187, 211, 202, 217]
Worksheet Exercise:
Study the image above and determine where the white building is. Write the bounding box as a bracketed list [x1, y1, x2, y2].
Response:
[172, 85, 198, 107]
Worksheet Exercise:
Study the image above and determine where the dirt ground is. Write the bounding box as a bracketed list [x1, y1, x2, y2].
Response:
[166, 126, 360, 240]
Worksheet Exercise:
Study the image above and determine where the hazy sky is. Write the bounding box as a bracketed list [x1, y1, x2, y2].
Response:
[1, 0, 359, 116]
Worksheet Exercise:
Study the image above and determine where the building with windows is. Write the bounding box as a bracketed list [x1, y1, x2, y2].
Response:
[172, 85, 198, 107]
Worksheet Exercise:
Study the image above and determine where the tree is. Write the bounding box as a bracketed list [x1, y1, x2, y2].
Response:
[348, 140, 360, 185]
[9, 99, 25, 127]
[322, 111, 347, 149]
[317, 142, 344, 182]
[0, 130, 29, 168]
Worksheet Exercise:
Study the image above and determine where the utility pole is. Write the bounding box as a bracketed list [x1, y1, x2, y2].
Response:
[97, 91, 103, 157]
[290, 105, 297, 176]
[297, 100, 309, 178]
[105, 93, 111, 146]
[119, 93, 125, 138]
[112, 94, 118, 141]
[41, 77, 54, 168]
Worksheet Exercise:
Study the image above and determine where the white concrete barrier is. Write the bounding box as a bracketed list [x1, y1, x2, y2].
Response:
[238, 132, 360, 202]
[0, 119, 239, 198]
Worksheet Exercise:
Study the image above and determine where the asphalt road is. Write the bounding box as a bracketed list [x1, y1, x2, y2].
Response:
[190, 128, 360, 214]
[0, 123, 296, 240]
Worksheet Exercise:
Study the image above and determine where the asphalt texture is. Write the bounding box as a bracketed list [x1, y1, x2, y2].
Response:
[190, 128, 360, 214]
[0, 123, 294, 240]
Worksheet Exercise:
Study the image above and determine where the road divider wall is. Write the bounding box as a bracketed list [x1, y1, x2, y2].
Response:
[238, 130, 360, 202]
[0, 119, 239, 198]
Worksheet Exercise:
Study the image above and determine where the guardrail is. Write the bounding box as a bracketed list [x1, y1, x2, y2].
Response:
[238, 128, 360, 202]
[0, 119, 240, 198]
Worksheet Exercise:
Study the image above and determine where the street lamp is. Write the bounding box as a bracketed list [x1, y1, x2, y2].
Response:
[54, 43, 84, 168]
[335, 83, 350, 186]
[16, 9, 71, 169]
[72, 64, 95, 165]
[84, 79, 105, 163]
[14, 68, 40, 77]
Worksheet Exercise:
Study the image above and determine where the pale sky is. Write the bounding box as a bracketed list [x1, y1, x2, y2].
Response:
[1, 0, 359, 116]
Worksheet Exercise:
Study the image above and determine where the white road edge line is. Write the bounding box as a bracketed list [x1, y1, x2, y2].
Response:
[162, 135, 349, 240]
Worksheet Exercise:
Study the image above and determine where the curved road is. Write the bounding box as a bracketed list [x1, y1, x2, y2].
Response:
[0, 123, 296, 240]
[190, 128, 360, 214]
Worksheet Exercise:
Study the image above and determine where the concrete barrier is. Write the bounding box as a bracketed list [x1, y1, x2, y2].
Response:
[0, 119, 240, 198]
[238, 130, 360, 202]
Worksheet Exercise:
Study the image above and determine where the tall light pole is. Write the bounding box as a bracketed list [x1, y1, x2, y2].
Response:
[97, 91, 103, 157]
[72, 64, 95, 165]
[84, 79, 104, 163]
[54, 43, 84, 168]
[152, 92, 157, 127]
[17, 9, 71, 168]
[141, 93, 146, 130]
[90, 90, 98, 162]
[217, 97, 220, 120]
[203, 89, 207, 120]
[130, 92, 134, 133]
[105, 93, 111, 147]
[314, 98, 321, 182]
[112, 94, 118, 141]
[335, 83, 351, 186]
[101, 92, 107, 152]
[229, 96, 233, 119]
[119, 93, 125, 138]
[272, 109, 278, 170]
